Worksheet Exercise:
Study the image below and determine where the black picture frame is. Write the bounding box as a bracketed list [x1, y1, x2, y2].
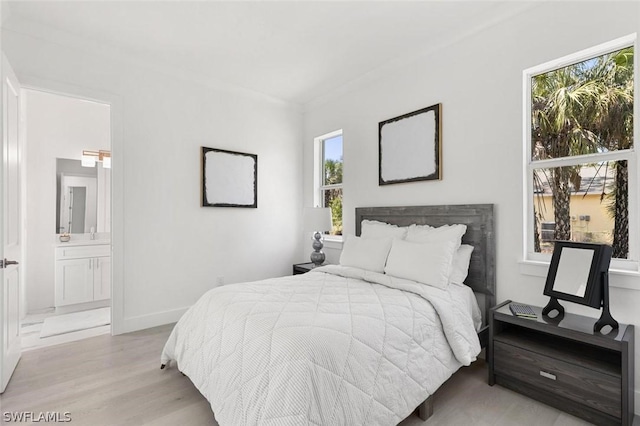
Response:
[378, 103, 442, 185]
[201, 147, 258, 208]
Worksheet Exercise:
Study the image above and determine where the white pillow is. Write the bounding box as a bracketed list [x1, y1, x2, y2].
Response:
[361, 220, 407, 239]
[406, 223, 433, 232]
[384, 238, 458, 289]
[339, 235, 392, 273]
[406, 223, 467, 247]
[450, 244, 474, 284]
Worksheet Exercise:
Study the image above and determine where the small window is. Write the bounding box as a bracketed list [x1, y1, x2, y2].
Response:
[524, 36, 636, 268]
[314, 130, 343, 236]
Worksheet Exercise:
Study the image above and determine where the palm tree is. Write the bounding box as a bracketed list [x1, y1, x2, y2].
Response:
[532, 66, 600, 242]
[586, 48, 634, 258]
[531, 47, 633, 257]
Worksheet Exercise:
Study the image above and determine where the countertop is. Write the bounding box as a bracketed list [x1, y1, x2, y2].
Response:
[56, 239, 111, 247]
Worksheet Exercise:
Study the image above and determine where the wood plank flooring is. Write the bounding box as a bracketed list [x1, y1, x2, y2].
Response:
[0, 324, 606, 425]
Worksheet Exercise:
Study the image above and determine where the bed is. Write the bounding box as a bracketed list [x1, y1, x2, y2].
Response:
[161, 204, 495, 425]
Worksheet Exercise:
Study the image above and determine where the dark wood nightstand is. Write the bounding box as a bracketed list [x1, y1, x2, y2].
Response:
[292, 262, 322, 275]
[489, 300, 634, 426]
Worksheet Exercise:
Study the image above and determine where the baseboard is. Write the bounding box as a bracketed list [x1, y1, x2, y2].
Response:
[115, 307, 188, 335]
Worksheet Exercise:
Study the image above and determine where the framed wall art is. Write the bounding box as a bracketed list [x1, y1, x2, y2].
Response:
[201, 147, 258, 208]
[379, 103, 442, 185]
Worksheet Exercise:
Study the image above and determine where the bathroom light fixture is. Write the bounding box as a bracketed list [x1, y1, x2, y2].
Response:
[81, 150, 111, 168]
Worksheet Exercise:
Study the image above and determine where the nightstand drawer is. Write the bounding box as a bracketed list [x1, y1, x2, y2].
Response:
[494, 341, 621, 418]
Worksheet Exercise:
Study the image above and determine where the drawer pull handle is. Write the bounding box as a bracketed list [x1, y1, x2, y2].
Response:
[539, 371, 556, 380]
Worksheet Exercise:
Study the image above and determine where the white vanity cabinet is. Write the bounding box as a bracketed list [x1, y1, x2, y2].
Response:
[55, 243, 111, 307]
[93, 256, 111, 301]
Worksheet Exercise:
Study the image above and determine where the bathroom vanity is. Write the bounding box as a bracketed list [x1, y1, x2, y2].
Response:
[55, 240, 111, 307]
[53, 157, 111, 309]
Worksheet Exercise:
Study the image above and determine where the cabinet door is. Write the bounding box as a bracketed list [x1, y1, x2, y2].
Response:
[55, 259, 94, 306]
[93, 257, 111, 301]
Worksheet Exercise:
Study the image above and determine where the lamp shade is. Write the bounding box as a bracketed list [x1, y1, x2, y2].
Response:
[303, 207, 332, 233]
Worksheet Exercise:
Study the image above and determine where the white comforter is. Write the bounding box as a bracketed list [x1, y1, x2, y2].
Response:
[161, 265, 481, 426]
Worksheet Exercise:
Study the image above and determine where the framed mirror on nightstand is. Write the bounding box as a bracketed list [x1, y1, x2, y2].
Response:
[542, 241, 617, 333]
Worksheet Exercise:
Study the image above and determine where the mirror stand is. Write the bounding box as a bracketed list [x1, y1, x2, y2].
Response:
[594, 272, 619, 333]
[542, 297, 565, 320]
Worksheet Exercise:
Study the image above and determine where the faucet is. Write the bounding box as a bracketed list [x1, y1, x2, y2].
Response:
[90, 227, 96, 240]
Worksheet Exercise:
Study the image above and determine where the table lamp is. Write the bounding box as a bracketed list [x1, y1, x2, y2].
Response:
[303, 207, 332, 267]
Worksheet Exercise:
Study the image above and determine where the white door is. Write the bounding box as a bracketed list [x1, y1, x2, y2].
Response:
[1, 54, 22, 393]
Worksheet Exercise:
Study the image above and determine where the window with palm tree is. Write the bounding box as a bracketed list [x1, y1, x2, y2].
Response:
[527, 40, 634, 261]
[315, 131, 343, 235]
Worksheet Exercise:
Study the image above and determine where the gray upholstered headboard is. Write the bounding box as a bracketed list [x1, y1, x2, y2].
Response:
[355, 204, 495, 333]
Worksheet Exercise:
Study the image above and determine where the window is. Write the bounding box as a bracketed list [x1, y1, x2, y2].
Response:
[524, 35, 637, 269]
[314, 130, 343, 236]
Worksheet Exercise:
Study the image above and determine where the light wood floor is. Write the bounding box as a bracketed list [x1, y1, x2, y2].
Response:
[0, 324, 607, 425]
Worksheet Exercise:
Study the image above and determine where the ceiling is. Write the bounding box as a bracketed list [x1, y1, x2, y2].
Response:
[3, 1, 534, 106]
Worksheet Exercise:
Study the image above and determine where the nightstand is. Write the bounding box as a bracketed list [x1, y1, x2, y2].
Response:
[489, 300, 634, 426]
[292, 262, 321, 275]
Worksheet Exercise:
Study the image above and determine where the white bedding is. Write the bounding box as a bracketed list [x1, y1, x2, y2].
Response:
[161, 265, 481, 425]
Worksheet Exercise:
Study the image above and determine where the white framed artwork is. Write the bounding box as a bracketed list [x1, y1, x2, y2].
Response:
[201, 147, 257, 208]
[379, 103, 442, 185]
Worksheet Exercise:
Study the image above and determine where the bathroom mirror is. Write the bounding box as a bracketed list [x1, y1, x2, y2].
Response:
[56, 158, 110, 234]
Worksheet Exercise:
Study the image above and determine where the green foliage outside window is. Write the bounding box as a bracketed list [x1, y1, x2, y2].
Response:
[323, 158, 343, 235]
[531, 47, 634, 258]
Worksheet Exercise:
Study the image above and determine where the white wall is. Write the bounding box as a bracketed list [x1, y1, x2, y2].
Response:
[24, 89, 110, 312]
[3, 23, 303, 330]
[303, 1, 640, 411]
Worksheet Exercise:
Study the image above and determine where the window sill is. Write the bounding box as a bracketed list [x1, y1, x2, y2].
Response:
[322, 236, 343, 250]
[518, 259, 640, 290]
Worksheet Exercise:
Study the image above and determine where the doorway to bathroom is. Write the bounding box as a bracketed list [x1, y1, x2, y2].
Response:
[21, 88, 112, 350]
